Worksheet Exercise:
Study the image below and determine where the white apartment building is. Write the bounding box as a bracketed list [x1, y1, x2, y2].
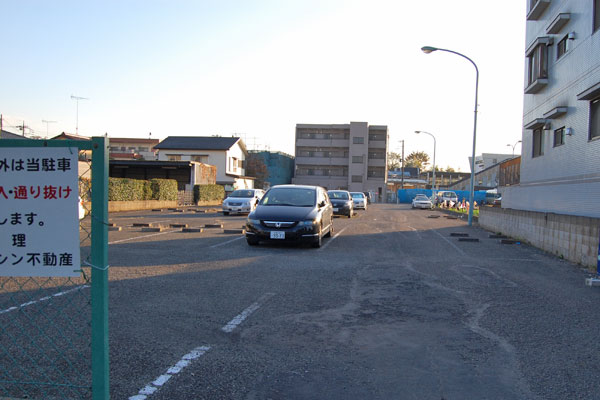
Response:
[502, 0, 600, 218]
[292, 122, 388, 201]
[468, 153, 514, 172]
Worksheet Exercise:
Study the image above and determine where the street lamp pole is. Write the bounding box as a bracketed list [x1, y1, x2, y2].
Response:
[414, 131, 436, 201]
[507, 140, 522, 158]
[421, 46, 479, 226]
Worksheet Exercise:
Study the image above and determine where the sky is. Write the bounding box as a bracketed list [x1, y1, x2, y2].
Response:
[1, 0, 526, 172]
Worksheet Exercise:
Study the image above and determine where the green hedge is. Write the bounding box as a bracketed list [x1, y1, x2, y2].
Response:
[150, 179, 178, 201]
[108, 178, 177, 201]
[194, 184, 224, 203]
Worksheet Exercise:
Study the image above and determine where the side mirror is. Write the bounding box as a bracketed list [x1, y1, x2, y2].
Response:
[319, 201, 327, 208]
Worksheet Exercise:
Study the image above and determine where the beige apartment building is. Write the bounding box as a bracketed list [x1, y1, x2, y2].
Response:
[292, 122, 388, 201]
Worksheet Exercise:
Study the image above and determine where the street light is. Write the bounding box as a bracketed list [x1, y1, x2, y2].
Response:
[421, 45, 479, 226]
[415, 130, 436, 201]
[507, 140, 522, 157]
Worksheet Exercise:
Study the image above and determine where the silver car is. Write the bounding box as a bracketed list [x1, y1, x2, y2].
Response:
[222, 189, 265, 215]
[350, 192, 368, 210]
[412, 194, 433, 209]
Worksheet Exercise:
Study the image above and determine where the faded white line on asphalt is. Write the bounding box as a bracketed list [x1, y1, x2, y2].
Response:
[318, 226, 348, 251]
[210, 236, 244, 248]
[221, 292, 275, 333]
[0, 285, 90, 315]
[129, 345, 210, 400]
[109, 230, 177, 245]
[433, 230, 468, 257]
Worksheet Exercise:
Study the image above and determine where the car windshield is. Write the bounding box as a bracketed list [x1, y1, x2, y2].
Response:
[350, 193, 364, 198]
[229, 190, 254, 198]
[415, 195, 429, 200]
[260, 188, 316, 207]
[328, 191, 349, 200]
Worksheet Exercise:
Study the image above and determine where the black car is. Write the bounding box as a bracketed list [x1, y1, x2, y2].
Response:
[245, 185, 334, 248]
[327, 190, 353, 218]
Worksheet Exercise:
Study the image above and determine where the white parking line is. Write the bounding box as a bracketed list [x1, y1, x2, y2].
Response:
[129, 293, 274, 399]
[433, 230, 467, 257]
[0, 285, 90, 315]
[109, 230, 178, 245]
[221, 292, 275, 333]
[318, 226, 348, 251]
[129, 346, 211, 400]
[210, 236, 244, 248]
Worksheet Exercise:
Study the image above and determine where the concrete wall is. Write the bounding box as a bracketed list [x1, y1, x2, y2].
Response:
[107, 200, 177, 212]
[479, 206, 600, 269]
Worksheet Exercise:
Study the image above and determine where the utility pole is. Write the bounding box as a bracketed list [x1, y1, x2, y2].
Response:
[71, 94, 89, 135]
[400, 140, 405, 189]
[0, 114, 3, 137]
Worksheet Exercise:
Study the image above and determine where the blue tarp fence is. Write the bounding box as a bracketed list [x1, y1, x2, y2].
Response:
[397, 188, 488, 204]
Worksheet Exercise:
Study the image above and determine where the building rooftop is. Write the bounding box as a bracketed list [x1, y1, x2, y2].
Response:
[155, 136, 242, 151]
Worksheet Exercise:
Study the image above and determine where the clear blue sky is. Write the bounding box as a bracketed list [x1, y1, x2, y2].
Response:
[1, 1, 526, 171]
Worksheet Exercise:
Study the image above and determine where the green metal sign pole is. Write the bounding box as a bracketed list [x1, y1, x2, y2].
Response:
[91, 136, 110, 399]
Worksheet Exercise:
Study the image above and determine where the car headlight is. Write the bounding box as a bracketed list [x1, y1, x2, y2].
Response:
[248, 219, 261, 225]
[298, 220, 317, 227]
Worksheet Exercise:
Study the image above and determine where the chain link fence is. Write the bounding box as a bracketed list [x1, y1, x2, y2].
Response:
[0, 144, 104, 399]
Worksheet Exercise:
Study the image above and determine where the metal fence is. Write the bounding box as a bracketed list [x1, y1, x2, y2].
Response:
[0, 138, 109, 399]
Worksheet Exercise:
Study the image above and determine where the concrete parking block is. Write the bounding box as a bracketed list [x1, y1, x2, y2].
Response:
[427, 215, 440, 218]
[489, 234, 508, 239]
[501, 239, 518, 244]
[107, 222, 117, 227]
[182, 228, 203, 233]
[109, 226, 122, 231]
[133, 223, 152, 227]
[204, 223, 224, 228]
[450, 232, 469, 237]
[458, 238, 479, 242]
[152, 209, 163, 212]
[170, 223, 189, 228]
[223, 229, 245, 234]
[585, 277, 600, 287]
[141, 227, 165, 232]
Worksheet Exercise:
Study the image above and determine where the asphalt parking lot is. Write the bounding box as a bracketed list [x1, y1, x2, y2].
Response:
[3, 203, 600, 399]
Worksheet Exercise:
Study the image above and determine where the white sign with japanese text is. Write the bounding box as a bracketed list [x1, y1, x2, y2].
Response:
[0, 147, 81, 277]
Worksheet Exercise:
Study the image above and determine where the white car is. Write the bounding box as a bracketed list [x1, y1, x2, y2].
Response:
[350, 192, 368, 210]
[222, 189, 265, 215]
[412, 194, 433, 209]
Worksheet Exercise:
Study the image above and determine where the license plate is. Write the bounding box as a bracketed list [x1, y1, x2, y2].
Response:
[270, 231, 285, 239]
[333, 208, 339, 212]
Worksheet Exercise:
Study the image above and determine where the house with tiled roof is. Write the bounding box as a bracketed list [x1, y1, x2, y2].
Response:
[154, 136, 254, 191]
[108, 137, 159, 160]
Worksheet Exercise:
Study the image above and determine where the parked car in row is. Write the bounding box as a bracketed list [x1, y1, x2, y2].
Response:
[436, 191, 458, 205]
[327, 190, 353, 218]
[222, 189, 265, 215]
[411, 194, 433, 209]
[245, 185, 333, 248]
[350, 192, 368, 210]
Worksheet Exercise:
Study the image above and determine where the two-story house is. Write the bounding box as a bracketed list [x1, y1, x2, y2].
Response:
[154, 136, 253, 191]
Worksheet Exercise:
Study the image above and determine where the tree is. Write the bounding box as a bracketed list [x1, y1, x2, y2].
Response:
[404, 151, 430, 170]
[387, 152, 403, 170]
[245, 153, 269, 189]
[445, 166, 456, 173]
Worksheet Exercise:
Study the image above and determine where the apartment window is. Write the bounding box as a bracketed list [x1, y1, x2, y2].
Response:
[352, 156, 363, 163]
[353, 137, 364, 144]
[351, 175, 363, 183]
[167, 154, 181, 161]
[595, 0, 600, 33]
[532, 128, 544, 157]
[192, 155, 208, 163]
[557, 35, 568, 59]
[591, 98, 600, 140]
[527, 43, 548, 86]
[553, 127, 565, 147]
[368, 133, 386, 141]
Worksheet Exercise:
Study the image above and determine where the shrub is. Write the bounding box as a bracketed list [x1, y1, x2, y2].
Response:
[194, 184, 224, 203]
[150, 179, 178, 201]
[108, 178, 147, 201]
